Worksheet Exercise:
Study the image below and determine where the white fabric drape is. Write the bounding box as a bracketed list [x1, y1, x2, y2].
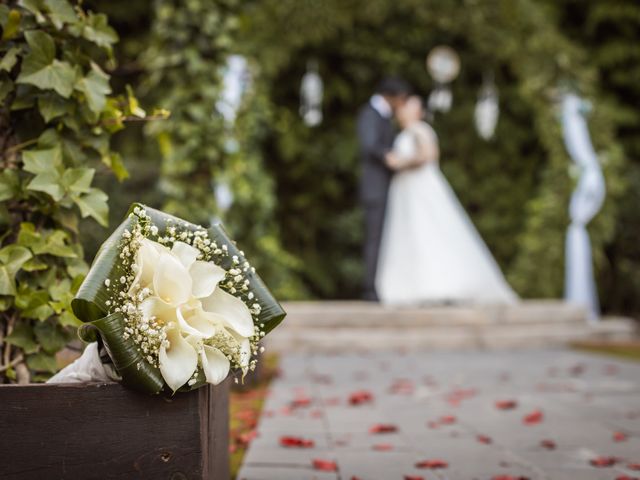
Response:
[561, 93, 606, 322]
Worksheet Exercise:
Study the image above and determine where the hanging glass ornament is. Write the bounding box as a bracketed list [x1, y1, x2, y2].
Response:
[216, 55, 250, 125]
[300, 60, 323, 127]
[426, 45, 460, 113]
[474, 72, 499, 140]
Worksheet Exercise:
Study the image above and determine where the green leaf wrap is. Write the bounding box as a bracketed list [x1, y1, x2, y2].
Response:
[71, 203, 286, 394]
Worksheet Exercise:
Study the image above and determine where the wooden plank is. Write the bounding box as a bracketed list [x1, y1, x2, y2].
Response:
[0, 380, 229, 479]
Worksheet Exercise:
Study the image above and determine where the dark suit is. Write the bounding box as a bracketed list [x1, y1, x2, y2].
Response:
[357, 102, 395, 301]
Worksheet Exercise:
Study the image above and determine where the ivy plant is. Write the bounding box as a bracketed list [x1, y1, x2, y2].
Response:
[0, 0, 144, 383]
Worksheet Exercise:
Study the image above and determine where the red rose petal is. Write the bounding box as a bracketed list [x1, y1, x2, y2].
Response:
[617, 476, 640, 480]
[369, 423, 398, 434]
[349, 390, 374, 405]
[426, 421, 439, 429]
[404, 476, 425, 480]
[629, 463, 640, 471]
[477, 434, 493, 444]
[495, 399, 518, 410]
[613, 431, 628, 442]
[415, 459, 448, 469]
[540, 439, 556, 450]
[291, 396, 312, 408]
[492, 476, 530, 480]
[523, 409, 543, 425]
[440, 415, 457, 425]
[589, 456, 617, 467]
[372, 443, 394, 451]
[312, 459, 338, 471]
[279, 435, 315, 448]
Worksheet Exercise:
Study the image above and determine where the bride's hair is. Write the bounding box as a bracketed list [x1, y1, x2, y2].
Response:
[376, 77, 412, 97]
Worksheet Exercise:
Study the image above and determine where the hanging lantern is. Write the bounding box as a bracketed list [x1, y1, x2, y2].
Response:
[300, 60, 323, 127]
[426, 45, 460, 113]
[474, 72, 499, 140]
[216, 55, 250, 125]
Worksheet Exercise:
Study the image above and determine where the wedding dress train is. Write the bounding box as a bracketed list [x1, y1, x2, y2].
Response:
[376, 122, 517, 305]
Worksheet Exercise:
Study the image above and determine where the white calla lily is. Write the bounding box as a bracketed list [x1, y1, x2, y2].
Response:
[159, 325, 198, 391]
[201, 287, 255, 338]
[200, 345, 230, 385]
[130, 238, 255, 390]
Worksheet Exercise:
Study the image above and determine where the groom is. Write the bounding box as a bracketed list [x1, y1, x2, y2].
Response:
[357, 77, 411, 301]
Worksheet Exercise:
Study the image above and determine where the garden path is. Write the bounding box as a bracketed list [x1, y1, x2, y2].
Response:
[238, 349, 640, 480]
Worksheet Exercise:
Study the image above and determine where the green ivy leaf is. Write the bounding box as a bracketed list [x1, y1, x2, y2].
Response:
[75, 62, 111, 114]
[38, 92, 72, 122]
[27, 351, 58, 373]
[72, 187, 108, 227]
[43, 0, 77, 30]
[17, 0, 46, 23]
[102, 152, 129, 181]
[34, 321, 67, 354]
[21, 256, 48, 271]
[0, 46, 20, 72]
[23, 146, 64, 200]
[0, 245, 33, 295]
[38, 230, 77, 258]
[0, 169, 20, 202]
[81, 12, 118, 48]
[17, 30, 76, 98]
[58, 310, 81, 327]
[62, 167, 94, 194]
[5, 322, 39, 353]
[15, 287, 54, 320]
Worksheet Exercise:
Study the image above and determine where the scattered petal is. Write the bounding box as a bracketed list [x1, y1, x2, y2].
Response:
[372, 443, 393, 451]
[523, 409, 543, 425]
[349, 390, 374, 405]
[279, 436, 315, 448]
[477, 434, 493, 444]
[312, 459, 338, 472]
[540, 439, 556, 450]
[440, 415, 457, 425]
[415, 459, 448, 469]
[613, 431, 628, 442]
[404, 476, 425, 480]
[629, 463, 640, 471]
[369, 424, 398, 434]
[492, 476, 530, 480]
[495, 399, 518, 410]
[589, 456, 617, 467]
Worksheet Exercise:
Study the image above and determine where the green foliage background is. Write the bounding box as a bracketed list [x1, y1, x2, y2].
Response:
[239, 0, 629, 307]
[0, 0, 144, 383]
[2, 0, 638, 384]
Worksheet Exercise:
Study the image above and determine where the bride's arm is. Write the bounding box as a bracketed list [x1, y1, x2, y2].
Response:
[388, 126, 438, 170]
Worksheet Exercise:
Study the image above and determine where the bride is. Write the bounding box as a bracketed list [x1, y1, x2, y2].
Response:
[376, 96, 518, 305]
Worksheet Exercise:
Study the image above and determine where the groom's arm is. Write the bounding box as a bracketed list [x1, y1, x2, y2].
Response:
[357, 109, 388, 165]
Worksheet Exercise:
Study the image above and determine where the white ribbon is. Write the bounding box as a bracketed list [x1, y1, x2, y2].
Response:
[561, 93, 606, 322]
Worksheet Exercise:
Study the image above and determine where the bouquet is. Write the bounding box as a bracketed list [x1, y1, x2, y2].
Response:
[50, 204, 285, 394]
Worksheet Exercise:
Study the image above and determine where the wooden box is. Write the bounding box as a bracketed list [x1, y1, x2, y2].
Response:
[0, 380, 229, 479]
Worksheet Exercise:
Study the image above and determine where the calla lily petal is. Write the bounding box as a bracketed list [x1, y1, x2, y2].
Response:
[177, 304, 218, 338]
[131, 239, 167, 290]
[190, 260, 226, 298]
[153, 253, 192, 306]
[171, 241, 200, 270]
[159, 326, 198, 391]
[139, 296, 177, 324]
[200, 345, 230, 385]
[201, 287, 255, 338]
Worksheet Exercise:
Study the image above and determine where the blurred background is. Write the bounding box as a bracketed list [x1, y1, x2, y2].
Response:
[86, 0, 639, 319]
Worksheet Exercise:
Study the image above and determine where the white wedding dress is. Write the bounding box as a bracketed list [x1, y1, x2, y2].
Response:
[376, 121, 518, 305]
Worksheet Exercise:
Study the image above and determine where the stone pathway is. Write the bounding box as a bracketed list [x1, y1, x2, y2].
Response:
[238, 350, 640, 480]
